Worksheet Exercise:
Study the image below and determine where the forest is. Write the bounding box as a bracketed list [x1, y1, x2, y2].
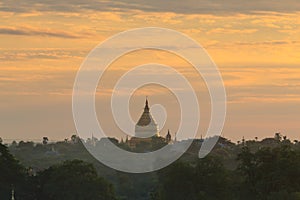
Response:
[0, 133, 300, 200]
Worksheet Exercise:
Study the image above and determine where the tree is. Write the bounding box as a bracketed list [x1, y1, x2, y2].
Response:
[11, 140, 18, 147]
[194, 156, 232, 199]
[0, 143, 28, 199]
[157, 162, 196, 200]
[274, 132, 282, 141]
[18, 141, 34, 148]
[156, 157, 231, 200]
[71, 135, 78, 143]
[237, 145, 300, 199]
[43, 137, 49, 145]
[37, 160, 116, 200]
[283, 135, 287, 141]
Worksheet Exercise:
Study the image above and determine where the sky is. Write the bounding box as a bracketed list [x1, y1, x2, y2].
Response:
[0, 0, 300, 143]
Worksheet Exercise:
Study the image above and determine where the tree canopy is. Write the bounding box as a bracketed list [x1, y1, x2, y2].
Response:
[0, 143, 116, 200]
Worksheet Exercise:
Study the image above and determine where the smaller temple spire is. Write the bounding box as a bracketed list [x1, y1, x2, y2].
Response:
[166, 129, 171, 143]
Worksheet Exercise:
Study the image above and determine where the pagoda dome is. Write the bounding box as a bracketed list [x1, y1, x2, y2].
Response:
[135, 98, 159, 138]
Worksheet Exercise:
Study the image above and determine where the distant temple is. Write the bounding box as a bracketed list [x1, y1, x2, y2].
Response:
[135, 97, 159, 138]
[128, 98, 172, 149]
[84, 97, 173, 150]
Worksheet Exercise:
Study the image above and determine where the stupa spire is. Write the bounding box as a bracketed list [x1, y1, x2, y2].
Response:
[135, 96, 159, 137]
[144, 96, 149, 112]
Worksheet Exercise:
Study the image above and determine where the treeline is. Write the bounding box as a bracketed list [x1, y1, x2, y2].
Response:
[0, 143, 116, 200]
[1, 134, 300, 200]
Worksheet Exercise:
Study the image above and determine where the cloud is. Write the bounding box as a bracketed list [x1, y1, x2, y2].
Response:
[1, 0, 300, 14]
[235, 40, 300, 46]
[202, 39, 300, 50]
[0, 48, 88, 61]
[228, 95, 300, 103]
[208, 28, 258, 34]
[0, 26, 84, 38]
[0, 68, 77, 96]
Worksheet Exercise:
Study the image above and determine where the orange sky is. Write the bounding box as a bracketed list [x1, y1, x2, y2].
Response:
[0, 1, 300, 142]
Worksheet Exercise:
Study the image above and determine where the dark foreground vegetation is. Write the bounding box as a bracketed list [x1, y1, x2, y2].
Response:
[0, 143, 116, 200]
[0, 133, 300, 200]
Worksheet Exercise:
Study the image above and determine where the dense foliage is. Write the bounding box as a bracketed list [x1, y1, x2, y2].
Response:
[152, 144, 300, 200]
[154, 157, 232, 200]
[0, 143, 116, 200]
[237, 146, 300, 200]
[0, 142, 27, 199]
[1, 134, 300, 200]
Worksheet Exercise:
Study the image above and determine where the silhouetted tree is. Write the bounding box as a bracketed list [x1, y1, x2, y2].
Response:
[43, 137, 49, 145]
[0, 143, 28, 199]
[37, 160, 116, 200]
[274, 132, 282, 141]
[156, 157, 232, 200]
[11, 140, 17, 147]
[283, 135, 287, 140]
[71, 135, 78, 144]
[237, 145, 300, 199]
[18, 141, 34, 148]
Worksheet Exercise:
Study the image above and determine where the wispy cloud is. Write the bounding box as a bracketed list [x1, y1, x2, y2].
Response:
[208, 28, 258, 34]
[0, 26, 85, 38]
[0, 48, 87, 61]
[235, 40, 300, 46]
[1, 0, 300, 14]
